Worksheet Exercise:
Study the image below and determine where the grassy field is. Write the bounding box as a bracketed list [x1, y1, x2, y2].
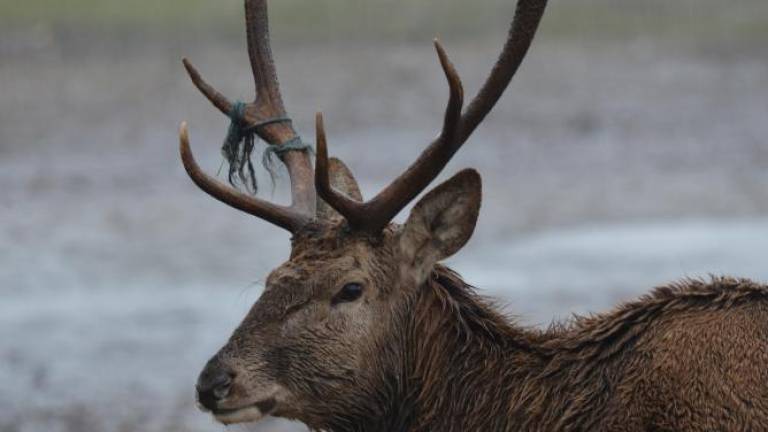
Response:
[2, 0, 767, 45]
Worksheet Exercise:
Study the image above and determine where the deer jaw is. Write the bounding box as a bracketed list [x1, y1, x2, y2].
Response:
[196, 225, 398, 426]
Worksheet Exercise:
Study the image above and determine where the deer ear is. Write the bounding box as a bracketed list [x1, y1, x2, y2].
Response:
[400, 169, 481, 281]
[317, 158, 364, 221]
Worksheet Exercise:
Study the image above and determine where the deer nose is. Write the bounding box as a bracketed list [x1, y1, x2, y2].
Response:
[196, 360, 235, 411]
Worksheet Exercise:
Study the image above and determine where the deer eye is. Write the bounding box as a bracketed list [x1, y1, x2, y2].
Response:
[332, 283, 364, 305]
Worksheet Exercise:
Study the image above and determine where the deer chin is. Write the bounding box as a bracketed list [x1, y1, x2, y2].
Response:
[212, 398, 278, 425]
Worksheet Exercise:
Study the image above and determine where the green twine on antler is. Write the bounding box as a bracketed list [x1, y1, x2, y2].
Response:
[221, 101, 258, 193]
[262, 137, 314, 185]
[221, 101, 313, 194]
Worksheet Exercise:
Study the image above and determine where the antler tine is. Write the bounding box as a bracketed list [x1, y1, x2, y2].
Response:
[459, 0, 548, 141]
[179, 122, 310, 232]
[183, 59, 234, 116]
[434, 39, 465, 144]
[315, 41, 464, 231]
[318, 0, 547, 233]
[245, 0, 283, 110]
[241, 0, 316, 216]
[181, 0, 316, 230]
[359, 40, 465, 231]
[315, 113, 367, 227]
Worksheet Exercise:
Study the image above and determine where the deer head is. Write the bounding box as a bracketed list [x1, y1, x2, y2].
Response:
[180, 0, 547, 428]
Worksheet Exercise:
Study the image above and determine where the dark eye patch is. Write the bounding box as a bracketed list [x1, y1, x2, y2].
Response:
[332, 283, 364, 305]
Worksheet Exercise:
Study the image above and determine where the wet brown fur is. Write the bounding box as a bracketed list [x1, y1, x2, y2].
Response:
[198, 162, 768, 432]
[180, 0, 768, 428]
[398, 268, 768, 431]
[214, 219, 768, 432]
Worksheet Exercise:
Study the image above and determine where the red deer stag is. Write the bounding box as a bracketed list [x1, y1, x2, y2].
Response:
[179, 0, 768, 430]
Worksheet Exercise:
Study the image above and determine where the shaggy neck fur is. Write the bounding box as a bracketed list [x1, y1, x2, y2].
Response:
[403, 266, 549, 432]
[316, 265, 768, 432]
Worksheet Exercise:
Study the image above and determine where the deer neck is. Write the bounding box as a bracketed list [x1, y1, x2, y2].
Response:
[399, 265, 566, 431]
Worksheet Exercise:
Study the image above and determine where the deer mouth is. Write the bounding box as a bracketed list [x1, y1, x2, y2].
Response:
[212, 398, 277, 425]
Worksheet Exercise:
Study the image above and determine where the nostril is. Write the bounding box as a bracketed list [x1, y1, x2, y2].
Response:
[197, 366, 235, 411]
[212, 374, 232, 399]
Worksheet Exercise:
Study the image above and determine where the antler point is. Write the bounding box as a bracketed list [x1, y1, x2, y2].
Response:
[179, 122, 191, 152]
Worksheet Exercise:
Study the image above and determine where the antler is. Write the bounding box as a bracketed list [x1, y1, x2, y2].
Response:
[179, 0, 315, 232]
[316, 0, 548, 233]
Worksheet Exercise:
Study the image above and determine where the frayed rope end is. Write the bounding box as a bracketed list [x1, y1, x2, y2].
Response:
[221, 101, 313, 195]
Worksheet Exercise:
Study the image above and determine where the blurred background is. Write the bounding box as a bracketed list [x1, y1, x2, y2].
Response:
[1, 0, 767, 430]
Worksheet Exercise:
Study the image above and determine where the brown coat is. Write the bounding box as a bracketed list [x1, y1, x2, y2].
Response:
[391, 268, 768, 432]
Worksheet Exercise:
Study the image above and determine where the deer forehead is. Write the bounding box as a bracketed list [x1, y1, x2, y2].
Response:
[265, 235, 395, 292]
[287, 224, 401, 265]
